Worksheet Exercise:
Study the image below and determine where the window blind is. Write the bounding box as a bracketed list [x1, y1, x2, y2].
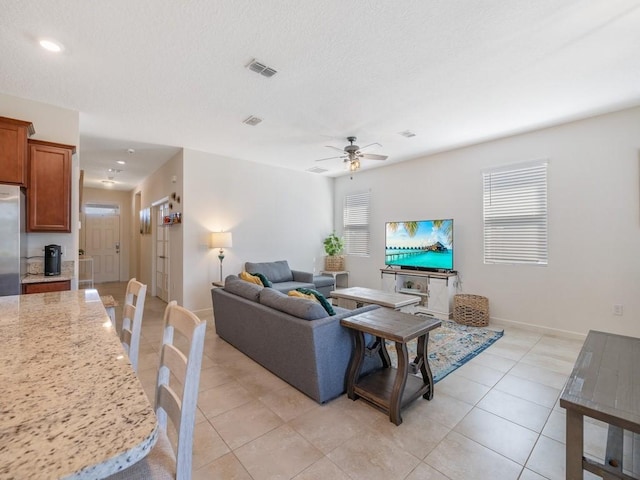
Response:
[343, 192, 370, 256]
[483, 161, 548, 265]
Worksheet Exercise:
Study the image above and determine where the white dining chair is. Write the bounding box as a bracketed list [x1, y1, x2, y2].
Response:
[106, 300, 207, 480]
[120, 278, 147, 373]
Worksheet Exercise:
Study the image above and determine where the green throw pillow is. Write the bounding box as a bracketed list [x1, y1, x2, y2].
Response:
[252, 272, 272, 287]
[296, 288, 335, 316]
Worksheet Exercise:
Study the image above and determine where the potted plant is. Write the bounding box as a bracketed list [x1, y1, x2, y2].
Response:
[323, 233, 345, 271]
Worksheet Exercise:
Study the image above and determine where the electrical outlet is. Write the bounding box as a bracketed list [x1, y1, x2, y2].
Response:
[613, 304, 623, 316]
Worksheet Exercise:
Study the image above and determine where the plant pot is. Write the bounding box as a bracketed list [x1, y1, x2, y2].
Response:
[324, 255, 345, 271]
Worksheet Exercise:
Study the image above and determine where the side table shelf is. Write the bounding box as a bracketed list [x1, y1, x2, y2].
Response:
[78, 256, 94, 289]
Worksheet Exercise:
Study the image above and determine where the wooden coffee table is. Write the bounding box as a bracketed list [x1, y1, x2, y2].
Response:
[341, 308, 441, 425]
[330, 287, 421, 310]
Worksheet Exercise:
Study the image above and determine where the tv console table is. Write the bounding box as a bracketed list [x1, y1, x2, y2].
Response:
[380, 268, 458, 320]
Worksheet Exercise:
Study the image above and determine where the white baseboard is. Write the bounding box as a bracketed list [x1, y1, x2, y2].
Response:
[489, 316, 586, 341]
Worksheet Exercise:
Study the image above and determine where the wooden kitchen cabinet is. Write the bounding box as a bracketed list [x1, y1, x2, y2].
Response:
[22, 280, 71, 294]
[0, 116, 35, 186]
[27, 139, 75, 232]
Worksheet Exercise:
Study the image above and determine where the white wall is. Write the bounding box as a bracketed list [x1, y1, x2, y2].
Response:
[81, 187, 132, 281]
[1, 93, 80, 286]
[335, 106, 640, 337]
[132, 151, 184, 304]
[182, 149, 335, 314]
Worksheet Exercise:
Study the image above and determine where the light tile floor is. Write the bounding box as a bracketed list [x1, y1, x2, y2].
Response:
[97, 282, 606, 480]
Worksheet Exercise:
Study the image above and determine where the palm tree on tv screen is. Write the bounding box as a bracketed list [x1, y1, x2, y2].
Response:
[432, 219, 453, 245]
[387, 221, 419, 237]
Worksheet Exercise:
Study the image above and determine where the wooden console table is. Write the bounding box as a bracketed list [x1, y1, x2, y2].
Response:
[341, 308, 441, 425]
[560, 330, 640, 479]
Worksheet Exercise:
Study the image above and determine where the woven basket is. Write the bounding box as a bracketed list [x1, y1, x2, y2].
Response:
[324, 255, 345, 271]
[453, 294, 489, 327]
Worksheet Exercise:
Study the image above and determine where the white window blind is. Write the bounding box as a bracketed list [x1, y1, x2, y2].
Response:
[483, 161, 548, 265]
[343, 192, 370, 256]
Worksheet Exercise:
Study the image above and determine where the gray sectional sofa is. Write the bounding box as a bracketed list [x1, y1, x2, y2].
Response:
[244, 260, 334, 296]
[211, 274, 382, 403]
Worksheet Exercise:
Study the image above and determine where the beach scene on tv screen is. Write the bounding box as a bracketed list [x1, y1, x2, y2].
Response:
[385, 220, 453, 269]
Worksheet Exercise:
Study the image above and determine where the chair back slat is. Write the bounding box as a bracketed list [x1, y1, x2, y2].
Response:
[119, 278, 147, 373]
[154, 301, 206, 480]
[155, 383, 183, 433]
[162, 344, 188, 385]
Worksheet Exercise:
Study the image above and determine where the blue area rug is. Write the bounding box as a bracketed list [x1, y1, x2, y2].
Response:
[386, 318, 504, 383]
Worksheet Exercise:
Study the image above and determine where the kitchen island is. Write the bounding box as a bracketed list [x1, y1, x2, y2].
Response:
[0, 289, 157, 479]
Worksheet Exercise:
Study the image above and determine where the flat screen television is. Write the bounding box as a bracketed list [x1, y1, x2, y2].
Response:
[385, 219, 454, 271]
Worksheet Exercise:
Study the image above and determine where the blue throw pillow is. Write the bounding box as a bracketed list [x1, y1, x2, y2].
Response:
[252, 272, 272, 287]
[296, 288, 335, 316]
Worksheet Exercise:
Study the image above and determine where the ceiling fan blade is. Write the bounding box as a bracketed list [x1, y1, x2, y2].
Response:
[358, 142, 382, 151]
[315, 155, 345, 162]
[325, 145, 345, 153]
[361, 153, 388, 161]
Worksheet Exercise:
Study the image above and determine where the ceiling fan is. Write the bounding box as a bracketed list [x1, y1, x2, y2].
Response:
[315, 136, 388, 172]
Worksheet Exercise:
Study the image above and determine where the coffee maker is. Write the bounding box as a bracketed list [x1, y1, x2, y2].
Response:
[44, 245, 62, 276]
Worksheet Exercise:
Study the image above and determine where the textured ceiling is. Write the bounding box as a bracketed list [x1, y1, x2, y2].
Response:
[1, 0, 639, 190]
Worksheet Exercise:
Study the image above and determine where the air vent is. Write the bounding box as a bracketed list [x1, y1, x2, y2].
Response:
[243, 115, 263, 126]
[399, 130, 416, 138]
[246, 59, 278, 78]
[307, 166, 328, 174]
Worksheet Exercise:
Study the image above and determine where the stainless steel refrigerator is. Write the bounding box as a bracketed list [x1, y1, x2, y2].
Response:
[0, 184, 27, 296]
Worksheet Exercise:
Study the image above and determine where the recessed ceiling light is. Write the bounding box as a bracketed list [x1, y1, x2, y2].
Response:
[39, 39, 64, 53]
[399, 130, 416, 138]
[117, 160, 126, 165]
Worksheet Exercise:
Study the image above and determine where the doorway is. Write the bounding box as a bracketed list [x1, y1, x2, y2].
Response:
[84, 204, 121, 283]
[154, 201, 170, 302]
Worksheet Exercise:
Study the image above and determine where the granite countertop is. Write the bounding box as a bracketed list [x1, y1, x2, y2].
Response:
[21, 273, 74, 284]
[0, 290, 158, 479]
[23, 259, 75, 284]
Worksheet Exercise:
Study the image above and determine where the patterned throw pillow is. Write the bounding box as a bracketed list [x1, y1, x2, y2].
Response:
[239, 271, 262, 285]
[288, 290, 318, 302]
[252, 272, 272, 287]
[296, 288, 335, 316]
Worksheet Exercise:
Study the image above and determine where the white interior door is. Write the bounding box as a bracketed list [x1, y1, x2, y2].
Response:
[86, 214, 120, 283]
[155, 203, 169, 302]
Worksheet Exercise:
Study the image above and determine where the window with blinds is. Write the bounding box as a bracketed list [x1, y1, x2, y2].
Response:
[343, 192, 370, 256]
[483, 161, 548, 265]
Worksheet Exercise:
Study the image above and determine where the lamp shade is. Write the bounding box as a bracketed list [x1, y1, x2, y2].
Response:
[210, 231, 232, 249]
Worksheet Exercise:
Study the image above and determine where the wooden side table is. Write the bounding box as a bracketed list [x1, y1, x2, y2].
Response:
[341, 308, 441, 425]
[319, 270, 349, 289]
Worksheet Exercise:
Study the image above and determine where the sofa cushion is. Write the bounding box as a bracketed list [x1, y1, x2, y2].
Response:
[224, 275, 262, 302]
[259, 288, 327, 320]
[240, 271, 263, 285]
[253, 272, 272, 287]
[296, 287, 336, 316]
[245, 260, 293, 283]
